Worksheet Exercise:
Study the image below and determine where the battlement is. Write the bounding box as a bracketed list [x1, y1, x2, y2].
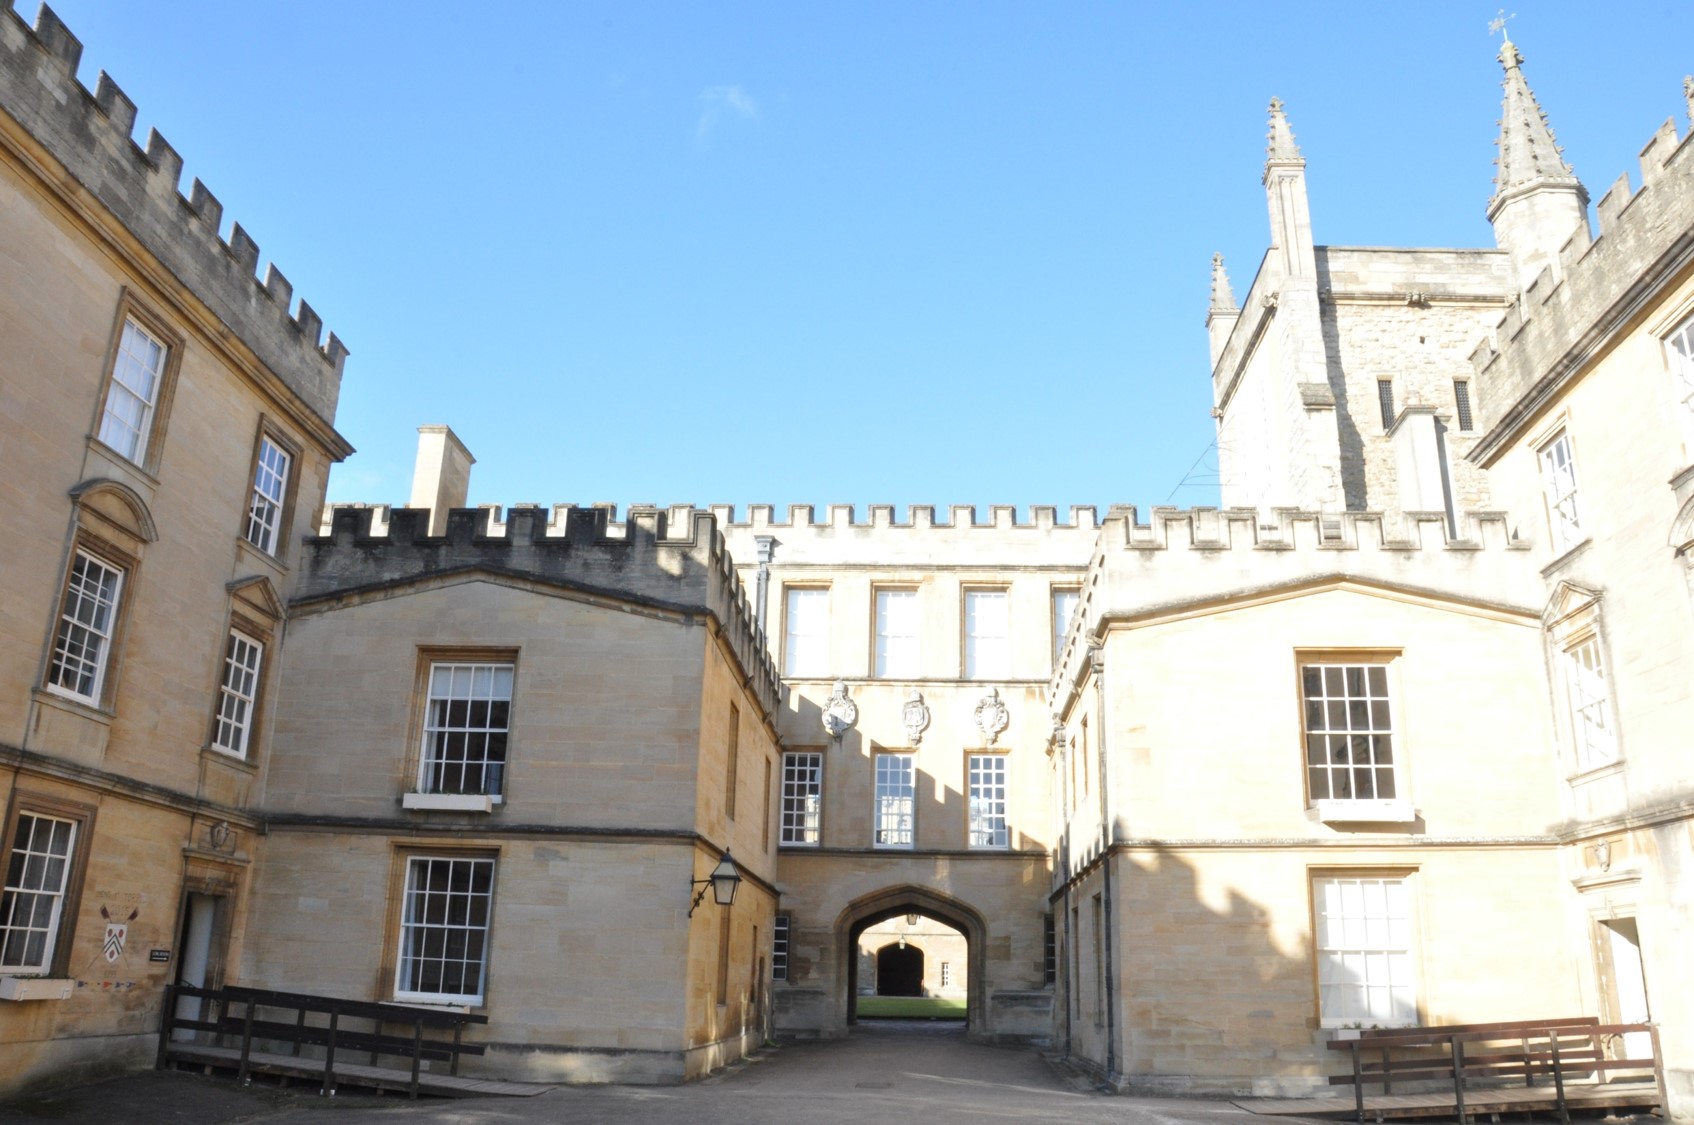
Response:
[0, 3, 346, 423]
[299, 504, 781, 716]
[1051, 505, 1538, 699]
[703, 502, 1100, 530]
[1468, 91, 1694, 460]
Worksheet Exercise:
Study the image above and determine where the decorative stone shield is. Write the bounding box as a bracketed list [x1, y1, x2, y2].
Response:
[974, 687, 1010, 745]
[821, 680, 858, 740]
[902, 689, 931, 745]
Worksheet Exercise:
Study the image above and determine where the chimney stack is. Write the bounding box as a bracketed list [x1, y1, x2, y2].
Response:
[409, 425, 475, 537]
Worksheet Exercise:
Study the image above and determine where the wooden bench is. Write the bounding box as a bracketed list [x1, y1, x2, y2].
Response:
[1326, 1016, 1664, 1124]
[156, 983, 490, 1099]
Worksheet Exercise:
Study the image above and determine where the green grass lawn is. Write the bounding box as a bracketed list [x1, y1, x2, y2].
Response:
[853, 996, 967, 1018]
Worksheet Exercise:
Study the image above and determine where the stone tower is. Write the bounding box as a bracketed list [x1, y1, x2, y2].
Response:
[1487, 36, 1590, 292]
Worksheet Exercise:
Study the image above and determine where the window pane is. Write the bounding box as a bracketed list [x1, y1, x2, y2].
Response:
[396, 856, 495, 1002]
[419, 663, 515, 796]
[1313, 876, 1416, 1026]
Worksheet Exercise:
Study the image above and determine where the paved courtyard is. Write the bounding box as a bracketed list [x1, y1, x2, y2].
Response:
[0, 1022, 1281, 1125]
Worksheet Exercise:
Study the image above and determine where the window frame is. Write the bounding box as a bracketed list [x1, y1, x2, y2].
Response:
[724, 702, 741, 820]
[772, 912, 790, 981]
[44, 544, 130, 710]
[962, 587, 1011, 680]
[872, 586, 920, 679]
[1310, 870, 1421, 1029]
[1537, 428, 1584, 556]
[410, 651, 520, 804]
[1376, 378, 1396, 430]
[90, 295, 184, 475]
[966, 752, 1009, 849]
[779, 751, 823, 847]
[0, 793, 95, 979]
[391, 852, 497, 1006]
[241, 425, 302, 560]
[208, 626, 266, 760]
[1051, 587, 1081, 667]
[1297, 652, 1412, 822]
[783, 586, 830, 679]
[873, 752, 916, 849]
[1452, 379, 1475, 433]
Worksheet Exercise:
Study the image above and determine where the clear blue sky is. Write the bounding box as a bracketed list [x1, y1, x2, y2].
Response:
[40, 1, 1694, 515]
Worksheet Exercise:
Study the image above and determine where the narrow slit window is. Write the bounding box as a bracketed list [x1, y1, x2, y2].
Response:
[1377, 379, 1396, 429]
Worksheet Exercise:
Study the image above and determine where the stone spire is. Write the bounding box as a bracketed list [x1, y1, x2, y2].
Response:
[1486, 36, 1589, 291]
[1209, 253, 1237, 312]
[1489, 37, 1583, 214]
[1263, 96, 1303, 179]
[1206, 253, 1241, 368]
[1684, 75, 1693, 125]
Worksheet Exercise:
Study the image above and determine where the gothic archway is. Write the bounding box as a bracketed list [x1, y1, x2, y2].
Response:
[834, 884, 988, 1033]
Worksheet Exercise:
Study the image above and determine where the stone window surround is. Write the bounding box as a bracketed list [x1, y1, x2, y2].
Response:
[782, 585, 830, 679]
[208, 627, 265, 761]
[962, 586, 1010, 681]
[1532, 420, 1585, 559]
[871, 586, 920, 679]
[778, 750, 823, 847]
[966, 752, 1009, 849]
[240, 422, 302, 561]
[88, 291, 184, 478]
[388, 850, 497, 1008]
[1543, 587, 1621, 779]
[873, 751, 916, 849]
[402, 649, 520, 814]
[1297, 649, 1414, 825]
[1310, 868, 1421, 1029]
[0, 791, 97, 983]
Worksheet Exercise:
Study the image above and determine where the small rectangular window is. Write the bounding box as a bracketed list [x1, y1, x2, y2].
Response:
[874, 589, 919, 678]
[1667, 316, 1694, 436]
[964, 590, 1009, 680]
[940, 962, 951, 987]
[784, 588, 829, 678]
[1539, 430, 1582, 553]
[1043, 913, 1057, 985]
[395, 856, 494, 1004]
[1377, 379, 1396, 429]
[211, 630, 264, 758]
[0, 813, 78, 972]
[1052, 589, 1080, 666]
[874, 753, 915, 848]
[967, 754, 1008, 848]
[1453, 381, 1474, 432]
[725, 702, 740, 819]
[46, 551, 125, 705]
[245, 436, 292, 555]
[1562, 635, 1617, 770]
[1303, 663, 1396, 802]
[98, 318, 167, 464]
[772, 912, 790, 981]
[419, 663, 514, 797]
[780, 752, 822, 846]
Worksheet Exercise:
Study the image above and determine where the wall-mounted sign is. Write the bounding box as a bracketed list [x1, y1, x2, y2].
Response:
[148, 949, 170, 963]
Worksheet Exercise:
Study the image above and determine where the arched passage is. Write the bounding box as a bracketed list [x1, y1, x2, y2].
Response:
[834, 884, 989, 1033]
[875, 942, 924, 996]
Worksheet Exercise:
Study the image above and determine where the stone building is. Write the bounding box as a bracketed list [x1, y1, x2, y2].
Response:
[0, 2, 350, 1091]
[2, 3, 1692, 1116]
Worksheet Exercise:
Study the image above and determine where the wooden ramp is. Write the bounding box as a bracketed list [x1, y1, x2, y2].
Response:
[1238, 1080, 1662, 1120]
[164, 1043, 553, 1099]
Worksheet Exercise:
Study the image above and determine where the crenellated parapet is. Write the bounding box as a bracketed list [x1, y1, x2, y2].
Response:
[701, 502, 1100, 531]
[297, 504, 782, 716]
[1050, 505, 1537, 704]
[0, 2, 347, 423]
[1467, 100, 1694, 463]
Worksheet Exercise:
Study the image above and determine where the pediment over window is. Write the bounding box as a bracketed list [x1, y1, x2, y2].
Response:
[227, 575, 284, 622]
[1543, 580, 1602, 631]
[67, 478, 157, 544]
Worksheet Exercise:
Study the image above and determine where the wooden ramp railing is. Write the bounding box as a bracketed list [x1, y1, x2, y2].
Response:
[155, 983, 537, 1099]
[1325, 1017, 1665, 1124]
